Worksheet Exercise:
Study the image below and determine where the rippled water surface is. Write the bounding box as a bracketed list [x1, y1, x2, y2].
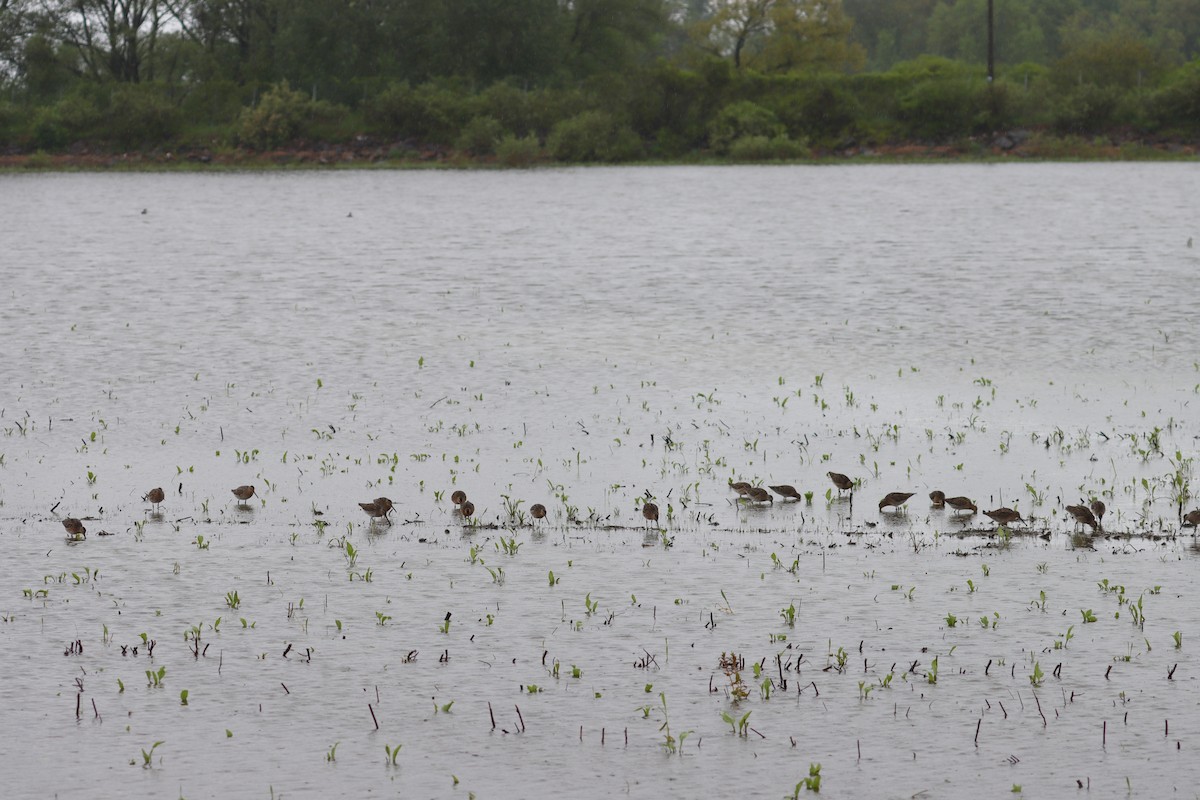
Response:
[1, 164, 1199, 799]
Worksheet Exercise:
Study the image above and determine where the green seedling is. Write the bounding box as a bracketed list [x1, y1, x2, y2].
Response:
[193, 535, 209, 550]
[385, 744, 401, 766]
[139, 741, 163, 767]
[1029, 661, 1045, 687]
[791, 763, 822, 795]
[225, 590, 240, 610]
[945, 613, 958, 628]
[1081, 609, 1097, 623]
[780, 603, 797, 627]
[439, 615, 451, 634]
[145, 666, 165, 687]
[584, 593, 598, 616]
[375, 611, 392, 626]
[326, 742, 339, 762]
[1173, 631, 1182, 648]
[180, 689, 189, 705]
[548, 570, 560, 587]
[858, 681, 874, 700]
[720, 709, 752, 736]
[926, 656, 938, 685]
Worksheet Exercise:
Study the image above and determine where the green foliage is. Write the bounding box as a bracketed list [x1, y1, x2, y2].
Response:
[105, 85, 181, 148]
[708, 101, 784, 153]
[546, 110, 642, 162]
[727, 134, 809, 161]
[238, 82, 343, 150]
[365, 81, 470, 144]
[456, 116, 505, 155]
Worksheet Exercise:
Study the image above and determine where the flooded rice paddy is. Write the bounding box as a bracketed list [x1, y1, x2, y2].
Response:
[2, 164, 1200, 798]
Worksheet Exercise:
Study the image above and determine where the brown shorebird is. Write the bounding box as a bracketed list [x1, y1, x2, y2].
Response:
[642, 502, 659, 528]
[460, 500, 475, 519]
[1184, 509, 1200, 528]
[730, 481, 752, 497]
[984, 507, 1023, 527]
[62, 518, 86, 539]
[530, 503, 547, 521]
[745, 486, 773, 504]
[1066, 504, 1098, 532]
[1089, 499, 1106, 530]
[451, 490, 467, 506]
[231, 485, 256, 505]
[945, 496, 978, 514]
[929, 490, 946, 508]
[879, 492, 915, 512]
[359, 497, 394, 524]
[143, 487, 165, 510]
[828, 472, 854, 495]
[769, 484, 802, 501]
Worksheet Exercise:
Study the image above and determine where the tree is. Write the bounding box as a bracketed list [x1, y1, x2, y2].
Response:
[0, 0, 34, 84]
[690, 0, 861, 71]
[45, 0, 175, 82]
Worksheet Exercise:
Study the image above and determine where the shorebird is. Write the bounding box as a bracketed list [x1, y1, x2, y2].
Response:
[929, 490, 946, 508]
[143, 487, 165, 511]
[1182, 509, 1200, 528]
[769, 484, 802, 501]
[746, 486, 773, 504]
[460, 500, 475, 519]
[359, 497, 395, 524]
[730, 481, 753, 497]
[231, 485, 256, 506]
[642, 502, 659, 528]
[1066, 504, 1098, 532]
[1090, 499, 1106, 530]
[879, 492, 915, 512]
[451, 490, 467, 506]
[62, 518, 86, 540]
[983, 507, 1023, 527]
[828, 472, 854, 496]
[945, 496, 978, 514]
[530, 503, 547, 521]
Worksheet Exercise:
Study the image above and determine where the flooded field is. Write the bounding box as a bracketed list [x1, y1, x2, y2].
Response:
[1, 164, 1199, 798]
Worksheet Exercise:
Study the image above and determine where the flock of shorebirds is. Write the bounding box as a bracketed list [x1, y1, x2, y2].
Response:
[55, 473, 1200, 541]
[722, 471, 1200, 535]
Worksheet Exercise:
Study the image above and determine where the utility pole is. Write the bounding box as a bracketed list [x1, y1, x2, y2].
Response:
[987, 0, 995, 82]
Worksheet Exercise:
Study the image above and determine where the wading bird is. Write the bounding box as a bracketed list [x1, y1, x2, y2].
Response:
[62, 518, 86, 540]
[984, 507, 1024, 527]
[929, 490, 946, 508]
[231, 485, 256, 506]
[828, 472, 854, 496]
[945, 496, 978, 514]
[769, 484, 802, 501]
[359, 497, 395, 524]
[143, 487, 165, 511]
[879, 492, 916, 512]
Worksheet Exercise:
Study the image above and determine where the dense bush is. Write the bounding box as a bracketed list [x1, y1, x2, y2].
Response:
[707, 101, 784, 153]
[494, 133, 541, 166]
[545, 111, 642, 162]
[238, 82, 310, 149]
[105, 85, 181, 148]
[365, 81, 470, 144]
[456, 115, 505, 155]
[727, 134, 810, 161]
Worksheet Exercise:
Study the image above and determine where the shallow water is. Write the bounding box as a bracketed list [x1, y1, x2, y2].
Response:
[1, 164, 1199, 798]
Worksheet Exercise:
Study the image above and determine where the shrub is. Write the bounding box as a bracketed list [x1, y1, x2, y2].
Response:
[495, 133, 541, 167]
[456, 115, 505, 155]
[365, 81, 469, 144]
[896, 77, 994, 140]
[238, 82, 310, 149]
[1146, 65, 1200, 133]
[546, 110, 642, 162]
[1052, 84, 1124, 133]
[727, 134, 810, 161]
[105, 85, 180, 148]
[708, 101, 783, 153]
